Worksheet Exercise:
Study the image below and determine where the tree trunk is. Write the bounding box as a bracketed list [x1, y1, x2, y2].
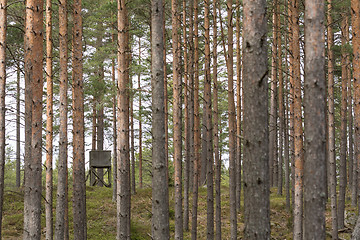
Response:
[112, 29, 117, 202]
[117, 0, 131, 238]
[292, 0, 304, 238]
[0, 0, 5, 236]
[16, 68, 20, 188]
[269, 0, 278, 188]
[236, 0, 242, 211]
[55, 0, 68, 238]
[213, 0, 221, 239]
[23, 0, 43, 238]
[204, 0, 214, 238]
[327, 0, 338, 238]
[227, 0, 237, 239]
[303, 1, 326, 238]
[338, 11, 349, 229]
[352, 0, 360, 214]
[191, 0, 200, 238]
[172, 0, 183, 237]
[163, 2, 169, 187]
[277, 0, 283, 196]
[130, 81, 135, 195]
[243, 0, 270, 238]
[151, 1, 170, 238]
[72, 0, 86, 238]
[183, 0, 190, 231]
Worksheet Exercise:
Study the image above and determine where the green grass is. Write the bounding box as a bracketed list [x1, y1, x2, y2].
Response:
[1, 186, 357, 239]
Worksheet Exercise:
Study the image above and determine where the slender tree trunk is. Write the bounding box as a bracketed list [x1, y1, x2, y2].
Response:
[138, 49, 143, 189]
[112, 50, 117, 202]
[16, 68, 20, 188]
[243, 0, 270, 238]
[327, 0, 338, 238]
[338, 11, 349, 229]
[277, 0, 283, 196]
[303, 0, 326, 238]
[269, 0, 278, 188]
[191, 0, 200, 238]
[227, 0, 237, 239]
[204, 0, 214, 238]
[292, 0, 304, 238]
[55, 0, 68, 238]
[288, 0, 295, 207]
[183, 0, 190, 231]
[172, 0, 183, 237]
[23, 0, 43, 238]
[351, 81, 357, 207]
[163, 3, 169, 187]
[117, 0, 131, 237]
[352, 0, 360, 214]
[0, 0, 5, 236]
[131, 83, 135, 194]
[213, 0, 221, 239]
[151, 1, 170, 238]
[72, 0, 86, 238]
[90, 98, 96, 186]
[235, 0, 242, 211]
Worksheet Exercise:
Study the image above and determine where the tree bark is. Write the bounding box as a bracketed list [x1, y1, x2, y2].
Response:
[236, 0, 242, 210]
[117, 0, 131, 238]
[72, 0, 86, 238]
[292, 0, 304, 238]
[303, 0, 326, 238]
[227, 0, 237, 239]
[277, 0, 283, 196]
[327, 0, 338, 238]
[183, 0, 190, 231]
[204, 0, 214, 238]
[172, 0, 183, 238]
[213, 0, 221, 239]
[352, 0, 360, 215]
[243, 0, 270, 238]
[191, 0, 200, 238]
[23, 0, 43, 238]
[0, 0, 5, 237]
[338, 11, 349, 229]
[55, 0, 69, 238]
[151, 1, 170, 238]
[269, 0, 278, 188]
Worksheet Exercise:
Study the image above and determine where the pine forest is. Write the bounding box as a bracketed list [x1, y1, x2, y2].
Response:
[0, 0, 360, 239]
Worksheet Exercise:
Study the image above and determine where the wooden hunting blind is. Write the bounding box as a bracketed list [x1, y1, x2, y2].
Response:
[88, 150, 112, 187]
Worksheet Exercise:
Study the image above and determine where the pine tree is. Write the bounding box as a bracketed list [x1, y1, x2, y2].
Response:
[243, 0, 270, 238]
[303, 0, 326, 238]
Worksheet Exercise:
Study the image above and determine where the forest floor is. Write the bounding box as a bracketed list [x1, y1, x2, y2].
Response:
[2, 185, 357, 239]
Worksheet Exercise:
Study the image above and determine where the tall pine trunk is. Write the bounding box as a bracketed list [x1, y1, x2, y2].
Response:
[191, 0, 200, 238]
[213, 0, 221, 238]
[172, 0, 183, 237]
[55, 0, 69, 238]
[151, 1, 170, 238]
[243, 0, 270, 238]
[23, 0, 43, 238]
[303, 0, 326, 238]
[292, 0, 304, 238]
[45, 0, 53, 237]
[227, 0, 237, 239]
[117, 0, 131, 237]
[327, 0, 338, 237]
[72, 0, 86, 238]
[338, 12, 349, 229]
[352, 0, 360, 215]
[0, 0, 5, 236]
[235, 0, 242, 210]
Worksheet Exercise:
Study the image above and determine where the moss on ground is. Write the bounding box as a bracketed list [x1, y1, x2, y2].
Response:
[1, 186, 357, 239]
